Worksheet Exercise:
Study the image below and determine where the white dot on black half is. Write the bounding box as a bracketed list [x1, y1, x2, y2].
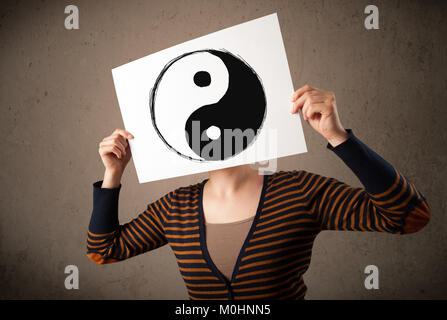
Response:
[149, 49, 266, 161]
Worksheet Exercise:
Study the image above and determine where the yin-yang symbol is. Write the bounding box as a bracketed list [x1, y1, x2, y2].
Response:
[149, 49, 266, 161]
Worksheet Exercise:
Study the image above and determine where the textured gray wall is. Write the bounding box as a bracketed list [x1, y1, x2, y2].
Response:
[0, 0, 446, 299]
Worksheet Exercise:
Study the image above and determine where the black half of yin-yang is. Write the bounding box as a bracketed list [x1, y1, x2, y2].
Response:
[185, 50, 266, 161]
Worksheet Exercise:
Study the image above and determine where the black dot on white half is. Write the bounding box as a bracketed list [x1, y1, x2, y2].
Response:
[150, 49, 266, 161]
[194, 71, 211, 87]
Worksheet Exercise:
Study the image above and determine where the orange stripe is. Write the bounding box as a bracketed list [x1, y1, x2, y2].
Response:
[88, 229, 116, 237]
[169, 242, 200, 247]
[165, 226, 199, 231]
[162, 216, 199, 224]
[176, 258, 206, 264]
[173, 250, 202, 255]
[87, 237, 108, 243]
[169, 205, 199, 211]
[166, 233, 200, 239]
[87, 242, 108, 250]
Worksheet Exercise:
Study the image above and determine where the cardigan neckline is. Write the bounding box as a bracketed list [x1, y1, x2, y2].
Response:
[198, 174, 269, 291]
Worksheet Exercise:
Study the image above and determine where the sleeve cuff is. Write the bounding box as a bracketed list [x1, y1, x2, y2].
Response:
[326, 129, 356, 155]
[88, 180, 122, 234]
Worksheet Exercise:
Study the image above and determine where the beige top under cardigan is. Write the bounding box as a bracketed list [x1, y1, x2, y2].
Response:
[205, 215, 256, 282]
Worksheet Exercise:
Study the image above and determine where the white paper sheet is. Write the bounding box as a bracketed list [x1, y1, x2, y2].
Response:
[112, 13, 307, 183]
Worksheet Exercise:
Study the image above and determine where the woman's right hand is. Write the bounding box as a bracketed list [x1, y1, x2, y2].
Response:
[98, 128, 134, 177]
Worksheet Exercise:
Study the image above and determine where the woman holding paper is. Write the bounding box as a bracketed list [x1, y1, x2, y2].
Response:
[87, 84, 430, 300]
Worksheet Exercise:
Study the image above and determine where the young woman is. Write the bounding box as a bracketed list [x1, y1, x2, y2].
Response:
[87, 84, 430, 300]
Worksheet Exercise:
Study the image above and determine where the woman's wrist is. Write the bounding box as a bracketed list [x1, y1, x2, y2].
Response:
[326, 128, 349, 148]
[102, 169, 123, 188]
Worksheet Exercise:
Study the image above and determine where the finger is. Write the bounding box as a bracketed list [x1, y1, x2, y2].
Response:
[113, 137, 127, 156]
[305, 102, 327, 120]
[100, 144, 123, 159]
[100, 140, 125, 157]
[291, 91, 312, 114]
[291, 91, 325, 114]
[291, 84, 314, 102]
[99, 139, 126, 152]
[103, 133, 127, 145]
[302, 98, 324, 120]
[103, 135, 127, 154]
[113, 128, 134, 140]
[301, 99, 310, 121]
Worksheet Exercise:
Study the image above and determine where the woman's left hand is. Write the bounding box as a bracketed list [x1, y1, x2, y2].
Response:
[291, 84, 349, 147]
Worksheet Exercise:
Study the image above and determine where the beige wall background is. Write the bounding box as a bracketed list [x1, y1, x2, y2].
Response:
[0, 0, 446, 299]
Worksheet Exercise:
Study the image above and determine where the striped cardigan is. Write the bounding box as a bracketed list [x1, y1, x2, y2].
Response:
[87, 130, 430, 299]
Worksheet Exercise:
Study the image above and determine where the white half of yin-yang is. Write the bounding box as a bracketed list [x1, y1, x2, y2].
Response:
[153, 51, 229, 160]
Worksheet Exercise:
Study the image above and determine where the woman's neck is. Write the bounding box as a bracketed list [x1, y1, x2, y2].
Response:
[207, 164, 262, 198]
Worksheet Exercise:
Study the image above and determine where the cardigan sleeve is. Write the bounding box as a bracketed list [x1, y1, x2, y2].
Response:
[86, 181, 169, 264]
[312, 129, 430, 234]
